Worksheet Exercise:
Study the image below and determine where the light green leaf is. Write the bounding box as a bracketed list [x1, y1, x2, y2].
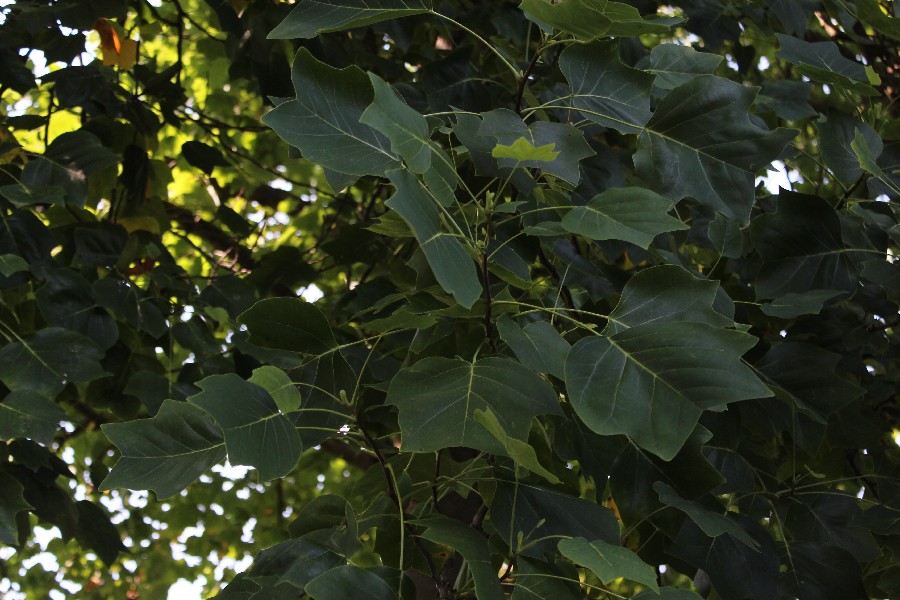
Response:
[654, 482, 759, 549]
[262, 49, 398, 177]
[248, 366, 302, 414]
[385, 169, 481, 308]
[561, 187, 687, 249]
[634, 75, 797, 224]
[776, 34, 878, 95]
[558, 537, 659, 592]
[0, 254, 28, 277]
[492, 137, 559, 162]
[238, 298, 337, 355]
[101, 400, 226, 499]
[649, 44, 722, 92]
[269, 0, 432, 39]
[603, 265, 734, 335]
[414, 516, 504, 600]
[851, 129, 889, 179]
[565, 322, 770, 460]
[305, 565, 397, 600]
[189, 374, 302, 480]
[0, 391, 67, 444]
[560, 41, 654, 135]
[474, 409, 559, 483]
[361, 74, 432, 173]
[497, 316, 570, 380]
[760, 290, 843, 318]
[520, 0, 681, 39]
[0, 328, 107, 399]
[0, 472, 32, 545]
[386, 356, 560, 454]
[479, 109, 594, 184]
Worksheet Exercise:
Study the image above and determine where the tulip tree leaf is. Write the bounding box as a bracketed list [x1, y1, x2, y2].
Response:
[385, 169, 481, 308]
[649, 44, 723, 92]
[0, 328, 107, 399]
[560, 41, 654, 135]
[305, 565, 397, 600]
[238, 298, 337, 355]
[654, 482, 759, 549]
[0, 391, 68, 445]
[473, 409, 559, 483]
[633, 75, 797, 224]
[0, 253, 29, 276]
[565, 322, 770, 460]
[558, 537, 659, 592]
[414, 516, 504, 600]
[0, 472, 32, 545]
[101, 400, 227, 499]
[520, 0, 681, 39]
[492, 137, 560, 162]
[262, 49, 398, 177]
[775, 34, 878, 95]
[248, 366, 302, 414]
[760, 290, 843, 318]
[188, 374, 302, 480]
[561, 187, 687, 248]
[386, 356, 561, 454]
[497, 316, 570, 380]
[603, 265, 734, 335]
[269, 0, 432, 39]
[361, 74, 432, 173]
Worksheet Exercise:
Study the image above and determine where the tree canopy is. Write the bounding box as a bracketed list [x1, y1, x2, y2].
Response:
[1, 0, 900, 598]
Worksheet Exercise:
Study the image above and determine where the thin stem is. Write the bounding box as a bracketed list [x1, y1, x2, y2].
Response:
[430, 11, 520, 79]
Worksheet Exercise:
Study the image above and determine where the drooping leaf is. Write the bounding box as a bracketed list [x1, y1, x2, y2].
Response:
[181, 140, 229, 175]
[558, 537, 659, 592]
[101, 400, 226, 498]
[565, 322, 770, 460]
[776, 33, 878, 95]
[759, 290, 843, 318]
[386, 356, 560, 454]
[269, 0, 432, 39]
[561, 187, 687, 248]
[560, 41, 654, 134]
[649, 44, 723, 93]
[520, 0, 681, 39]
[750, 192, 857, 298]
[188, 374, 302, 480]
[415, 517, 504, 600]
[0, 328, 107, 399]
[248, 366, 302, 414]
[497, 316, 570, 380]
[361, 74, 432, 173]
[74, 500, 125, 566]
[473, 409, 559, 483]
[35, 267, 118, 350]
[385, 169, 481, 308]
[479, 109, 594, 183]
[0, 472, 32, 545]
[816, 111, 883, 186]
[603, 265, 734, 335]
[633, 75, 797, 224]
[654, 482, 759, 549]
[262, 49, 398, 177]
[238, 298, 337, 355]
[0, 391, 68, 445]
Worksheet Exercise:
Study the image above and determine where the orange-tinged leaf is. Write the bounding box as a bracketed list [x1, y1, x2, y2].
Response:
[95, 19, 138, 69]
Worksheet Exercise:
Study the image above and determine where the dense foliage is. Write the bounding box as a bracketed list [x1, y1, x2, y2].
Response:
[1, 0, 900, 598]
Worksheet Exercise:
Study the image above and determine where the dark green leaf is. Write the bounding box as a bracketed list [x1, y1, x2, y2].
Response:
[262, 49, 398, 177]
[415, 516, 503, 600]
[181, 141, 229, 175]
[759, 290, 843, 318]
[101, 399, 226, 498]
[634, 75, 797, 224]
[0, 472, 32, 545]
[189, 374, 303, 480]
[0, 391, 67, 444]
[566, 322, 770, 460]
[74, 500, 125, 566]
[0, 328, 107, 399]
[561, 187, 687, 248]
[649, 44, 722, 93]
[776, 33, 878, 95]
[497, 316, 570, 379]
[654, 482, 758, 549]
[304, 565, 397, 600]
[0, 254, 29, 277]
[816, 111, 883, 186]
[238, 298, 337, 355]
[520, 0, 681, 39]
[386, 356, 560, 454]
[269, 0, 432, 39]
[385, 169, 481, 308]
[248, 539, 343, 588]
[360, 74, 432, 173]
[0, 183, 66, 207]
[473, 409, 559, 483]
[558, 537, 659, 592]
[560, 41, 654, 134]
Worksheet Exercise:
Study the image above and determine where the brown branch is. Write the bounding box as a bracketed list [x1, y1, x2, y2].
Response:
[162, 200, 257, 269]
